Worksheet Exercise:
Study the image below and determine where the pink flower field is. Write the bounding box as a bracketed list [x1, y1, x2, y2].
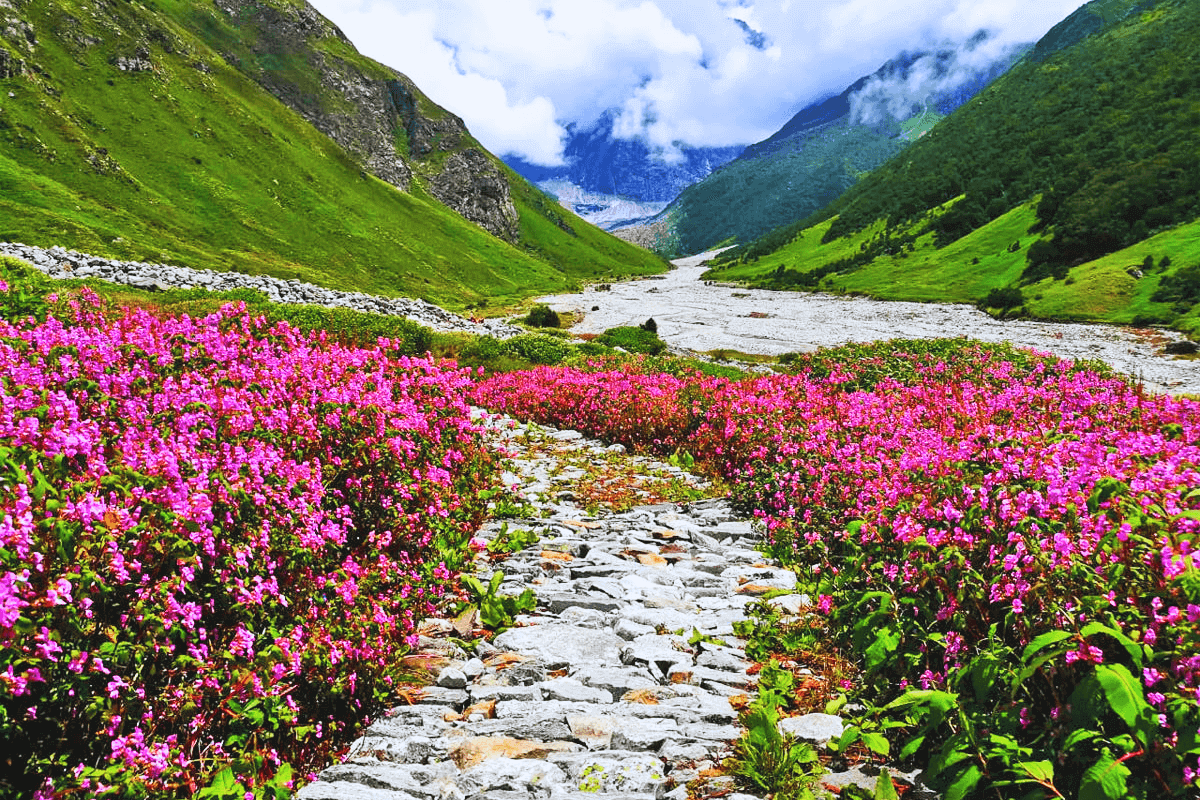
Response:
[1, 289, 495, 797]
[3, 277, 1197, 799]
[475, 343, 1200, 798]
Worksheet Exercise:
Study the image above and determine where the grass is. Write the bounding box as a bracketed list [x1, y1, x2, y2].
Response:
[0, 0, 665, 310]
[704, 199, 1200, 337]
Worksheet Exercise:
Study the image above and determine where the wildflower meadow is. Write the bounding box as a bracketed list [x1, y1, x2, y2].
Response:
[3, 269, 1198, 800]
[0, 286, 495, 797]
[475, 343, 1200, 799]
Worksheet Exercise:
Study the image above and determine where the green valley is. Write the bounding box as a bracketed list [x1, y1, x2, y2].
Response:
[705, 0, 1200, 336]
[0, 0, 665, 309]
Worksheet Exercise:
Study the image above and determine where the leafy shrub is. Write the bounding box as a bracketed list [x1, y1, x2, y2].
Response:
[980, 286, 1025, 311]
[1151, 265, 1200, 309]
[524, 303, 560, 328]
[0, 256, 52, 325]
[0, 290, 495, 796]
[503, 333, 570, 365]
[594, 326, 667, 355]
[259, 304, 432, 354]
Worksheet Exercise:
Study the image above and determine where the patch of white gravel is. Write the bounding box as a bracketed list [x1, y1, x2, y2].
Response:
[539, 251, 1199, 396]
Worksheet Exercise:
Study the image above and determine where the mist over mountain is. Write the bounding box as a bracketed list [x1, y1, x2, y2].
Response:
[504, 110, 744, 230]
[619, 30, 1027, 255]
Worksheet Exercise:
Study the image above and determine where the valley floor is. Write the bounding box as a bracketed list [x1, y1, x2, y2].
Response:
[539, 253, 1200, 395]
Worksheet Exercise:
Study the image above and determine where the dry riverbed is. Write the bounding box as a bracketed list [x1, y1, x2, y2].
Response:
[540, 252, 1199, 395]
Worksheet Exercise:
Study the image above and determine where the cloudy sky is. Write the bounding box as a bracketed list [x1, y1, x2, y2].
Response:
[308, 0, 1083, 165]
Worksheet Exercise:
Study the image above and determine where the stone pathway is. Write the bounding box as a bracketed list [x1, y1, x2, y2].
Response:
[297, 413, 888, 800]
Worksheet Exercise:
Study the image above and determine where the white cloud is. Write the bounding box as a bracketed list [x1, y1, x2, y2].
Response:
[309, 0, 1084, 164]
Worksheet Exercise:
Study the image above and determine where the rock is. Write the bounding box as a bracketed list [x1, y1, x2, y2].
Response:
[448, 737, 580, 769]
[567, 715, 617, 749]
[437, 667, 468, 689]
[779, 713, 845, 744]
[493, 625, 624, 668]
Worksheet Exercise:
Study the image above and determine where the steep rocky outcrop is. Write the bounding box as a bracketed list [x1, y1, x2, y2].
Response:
[207, 0, 519, 241]
[211, 0, 412, 192]
[428, 148, 520, 242]
[387, 77, 520, 241]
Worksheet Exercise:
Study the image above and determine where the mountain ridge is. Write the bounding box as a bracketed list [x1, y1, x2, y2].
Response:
[617, 30, 1027, 256]
[0, 0, 666, 308]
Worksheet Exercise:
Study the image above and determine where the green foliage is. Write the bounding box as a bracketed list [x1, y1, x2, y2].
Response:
[458, 570, 537, 632]
[672, 123, 906, 255]
[835, 0, 1198, 256]
[729, 659, 820, 798]
[0, 256, 52, 324]
[594, 326, 667, 355]
[979, 286, 1025, 312]
[503, 334, 571, 365]
[524, 303, 561, 328]
[1151, 264, 1200, 310]
[484, 523, 540, 556]
[726, 0, 1200, 287]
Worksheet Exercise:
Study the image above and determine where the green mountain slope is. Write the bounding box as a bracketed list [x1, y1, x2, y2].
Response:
[707, 0, 1200, 334]
[0, 0, 665, 309]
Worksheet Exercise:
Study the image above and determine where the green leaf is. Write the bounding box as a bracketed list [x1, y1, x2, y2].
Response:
[1021, 630, 1073, 662]
[197, 768, 239, 798]
[945, 764, 983, 800]
[1094, 664, 1148, 729]
[825, 693, 848, 715]
[899, 734, 926, 760]
[1018, 760, 1054, 783]
[1079, 752, 1130, 800]
[862, 731, 891, 757]
[874, 769, 901, 800]
[1062, 727, 1101, 752]
[865, 626, 902, 670]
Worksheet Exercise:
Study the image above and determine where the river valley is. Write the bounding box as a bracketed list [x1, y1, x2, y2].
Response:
[540, 252, 1200, 395]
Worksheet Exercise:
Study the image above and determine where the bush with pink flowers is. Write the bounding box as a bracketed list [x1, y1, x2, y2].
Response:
[475, 341, 1200, 799]
[1, 288, 495, 797]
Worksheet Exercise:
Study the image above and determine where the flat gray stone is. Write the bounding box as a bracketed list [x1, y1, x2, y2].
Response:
[437, 667, 468, 689]
[493, 624, 624, 667]
[779, 713, 844, 744]
[540, 677, 614, 704]
[573, 666, 657, 700]
[611, 717, 679, 751]
[553, 753, 669, 794]
[457, 757, 567, 795]
[297, 781, 421, 800]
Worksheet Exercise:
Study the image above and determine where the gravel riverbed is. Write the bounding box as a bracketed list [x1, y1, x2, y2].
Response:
[540, 252, 1199, 395]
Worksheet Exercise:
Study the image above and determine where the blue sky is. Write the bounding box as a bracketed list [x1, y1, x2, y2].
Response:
[308, 0, 1084, 165]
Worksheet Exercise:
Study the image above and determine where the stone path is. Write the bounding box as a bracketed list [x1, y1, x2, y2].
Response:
[296, 412, 850, 800]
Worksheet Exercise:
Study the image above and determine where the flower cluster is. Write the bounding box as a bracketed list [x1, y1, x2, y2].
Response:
[1, 291, 495, 796]
[475, 342, 1200, 797]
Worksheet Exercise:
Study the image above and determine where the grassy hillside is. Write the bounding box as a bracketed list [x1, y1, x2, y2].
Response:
[669, 124, 905, 256]
[709, 0, 1200, 335]
[705, 206, 1200, 337]
[0, 0, 664, 309]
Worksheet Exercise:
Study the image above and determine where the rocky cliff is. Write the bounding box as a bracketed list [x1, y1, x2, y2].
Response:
[207, 0, 518, 241]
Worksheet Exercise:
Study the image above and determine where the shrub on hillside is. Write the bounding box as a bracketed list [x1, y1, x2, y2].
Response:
[594, 325, 667, 355]
[524, 303, 561, 328]
[980, 286, 1025, 311]
[503, 333, 570, 364]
